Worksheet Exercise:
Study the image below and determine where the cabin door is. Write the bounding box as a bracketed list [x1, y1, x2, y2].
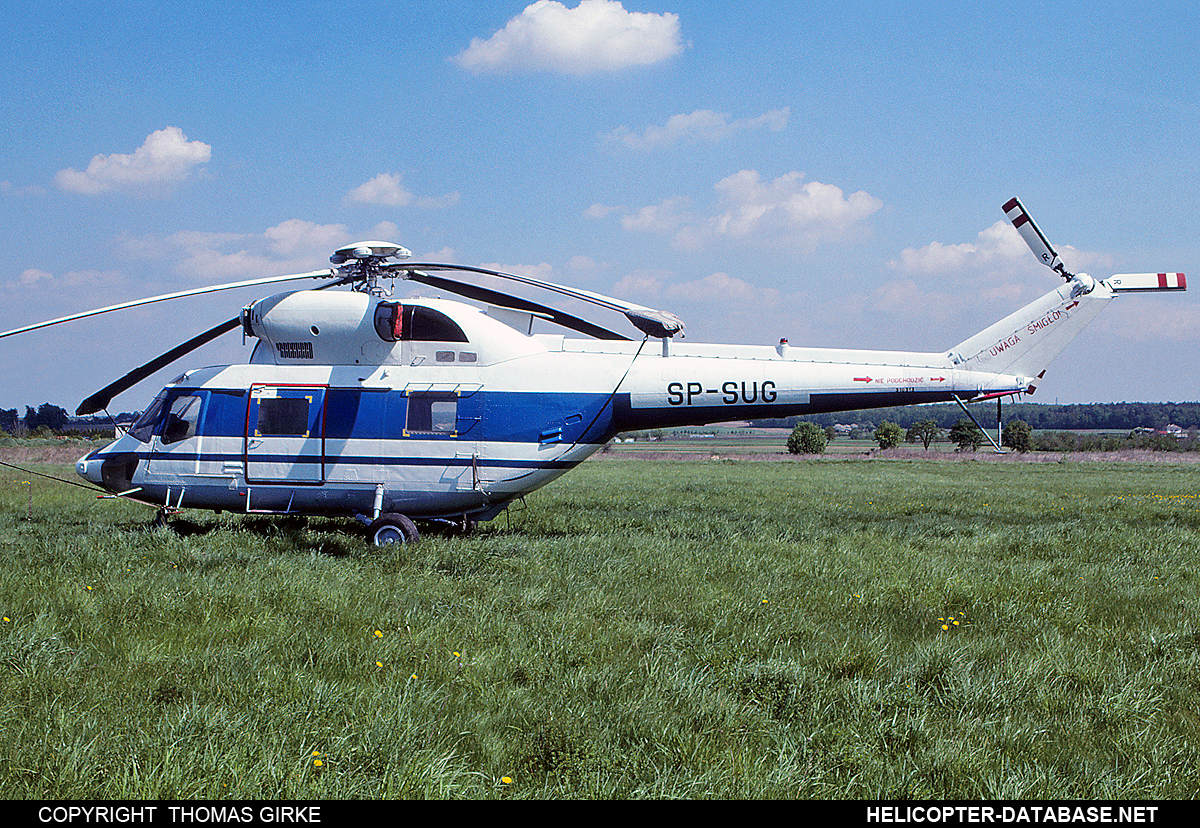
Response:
[245, 385, 327, 483]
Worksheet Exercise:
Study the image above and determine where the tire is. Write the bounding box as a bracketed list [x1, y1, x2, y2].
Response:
[368, 513, 420, 547]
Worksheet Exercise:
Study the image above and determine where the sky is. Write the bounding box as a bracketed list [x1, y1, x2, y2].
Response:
[1, 0, 1197, 415]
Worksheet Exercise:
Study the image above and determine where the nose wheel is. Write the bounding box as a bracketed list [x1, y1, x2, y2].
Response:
[367, 513, 420, 546]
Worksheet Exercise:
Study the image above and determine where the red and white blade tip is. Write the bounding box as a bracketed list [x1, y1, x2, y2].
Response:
[1107, 273, 1187, 292]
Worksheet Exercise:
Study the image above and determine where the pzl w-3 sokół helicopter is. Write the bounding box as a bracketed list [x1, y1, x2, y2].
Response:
[2, 198, 1186, 545]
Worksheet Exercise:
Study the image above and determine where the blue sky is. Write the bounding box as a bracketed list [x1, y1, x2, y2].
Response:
[1, 0, 1197, 413]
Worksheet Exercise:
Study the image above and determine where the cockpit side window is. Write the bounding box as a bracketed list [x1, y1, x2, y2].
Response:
[161, 395, 203, 445]
[374, 303, 468, 343]
[129, 390, 206, 444]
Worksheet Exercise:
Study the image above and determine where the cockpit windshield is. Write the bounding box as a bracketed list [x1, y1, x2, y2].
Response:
[128, 390, 168, 443]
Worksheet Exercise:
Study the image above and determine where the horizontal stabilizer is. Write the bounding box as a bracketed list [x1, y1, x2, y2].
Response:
[1106, 273, 1187, 293]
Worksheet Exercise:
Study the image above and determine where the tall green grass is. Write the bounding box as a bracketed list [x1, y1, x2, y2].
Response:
[2, 457, 1198, 798]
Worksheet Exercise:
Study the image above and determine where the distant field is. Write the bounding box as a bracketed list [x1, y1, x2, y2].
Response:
[1, 447, 1198, 798]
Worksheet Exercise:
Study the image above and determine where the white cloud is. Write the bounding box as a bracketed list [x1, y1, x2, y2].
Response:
[665, 271, 779, 306]
[128, 219, 401, 283]
[888, 220, 1116, 311]
[55, 127, 211, 195]
[6, 267, 123, 297]
[613, 171, 882, 251]
[343, 173, 414, 207]
[584, 202, 622, 219]
[452, 0, 683, 75]
[620, 196, 691, 233]
[605, 108, 789, 149]
[479, 261, 559, 282]
[891, 219, 1115, 277]
[612, 270, 668, 299]
[264, 219, 357, 257]
[890, 221, 1028, 276]
[707, 171, 882, 246]
[343, 173, 460, 209]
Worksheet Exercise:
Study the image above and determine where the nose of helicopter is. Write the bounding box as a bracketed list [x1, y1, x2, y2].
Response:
[76, 450, 105, 487]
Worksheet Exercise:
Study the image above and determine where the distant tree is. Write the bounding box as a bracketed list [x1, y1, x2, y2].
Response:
[0, 408, 17, 434]
[787, 421, 827, 455]
[1002, 419, 1032, 453]
[949, 419, 985, 452]
[24, 403, 69, 433]
[849, 422, 875, 440]
[874, 421, 904, 450]
[906, 418, 940, 450]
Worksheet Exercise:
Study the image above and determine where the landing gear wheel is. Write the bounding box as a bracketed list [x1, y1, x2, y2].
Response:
[367, 513, 420, 547]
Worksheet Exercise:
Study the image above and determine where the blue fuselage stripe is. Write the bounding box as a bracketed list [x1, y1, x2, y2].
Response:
[154, 386, 620, 446]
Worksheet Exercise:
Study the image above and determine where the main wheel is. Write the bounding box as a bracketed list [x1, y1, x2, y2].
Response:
[367, 513, 420, 547]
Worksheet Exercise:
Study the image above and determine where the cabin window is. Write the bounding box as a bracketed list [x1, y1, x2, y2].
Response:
[255, 397, 311, 437]
[374, 303, 469, 343]
[405, 392, 457, 435]
[161, 395, 203, 445]
[410, 306, 468, 342]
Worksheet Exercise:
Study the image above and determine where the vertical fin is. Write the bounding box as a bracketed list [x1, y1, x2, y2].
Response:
[950, 277, 1113, 380]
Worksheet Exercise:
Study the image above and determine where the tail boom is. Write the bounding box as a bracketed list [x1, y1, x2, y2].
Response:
[615, 349, 1030, 431]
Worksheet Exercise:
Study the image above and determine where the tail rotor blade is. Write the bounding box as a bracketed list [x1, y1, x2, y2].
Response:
[1003, 197, 1072, 279]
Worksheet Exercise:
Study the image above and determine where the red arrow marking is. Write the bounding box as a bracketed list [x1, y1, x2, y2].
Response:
[853, 376, 873, 383]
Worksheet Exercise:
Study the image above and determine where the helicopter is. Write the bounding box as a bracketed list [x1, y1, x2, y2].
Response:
[1, 198, 1186, 545]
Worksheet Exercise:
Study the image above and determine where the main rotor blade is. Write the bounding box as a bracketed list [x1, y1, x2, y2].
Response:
[1, 269, 334, 340]
[1003, 197, 1072, 279]
[75, 274, 355, 416]
[403, 269, 632, 341]
[75, 317, 240, 415]
[394, 262, 683, 339]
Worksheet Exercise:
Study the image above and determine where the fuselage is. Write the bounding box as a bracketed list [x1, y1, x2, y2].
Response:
[75, 290, 1034, 523]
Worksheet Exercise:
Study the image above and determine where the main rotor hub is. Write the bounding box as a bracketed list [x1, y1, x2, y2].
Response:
[329, 241, 412, 296]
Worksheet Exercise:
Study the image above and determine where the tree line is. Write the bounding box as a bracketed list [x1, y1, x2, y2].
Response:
[754, 401, 1200, 433]
[0, 404, 140, 436]
[787, 416, 1196, 456]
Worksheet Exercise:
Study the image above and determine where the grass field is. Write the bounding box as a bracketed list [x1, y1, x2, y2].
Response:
[1, 446, 1199, 799]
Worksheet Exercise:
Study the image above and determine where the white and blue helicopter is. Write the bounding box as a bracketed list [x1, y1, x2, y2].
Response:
[2, 199, 1186, 545]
